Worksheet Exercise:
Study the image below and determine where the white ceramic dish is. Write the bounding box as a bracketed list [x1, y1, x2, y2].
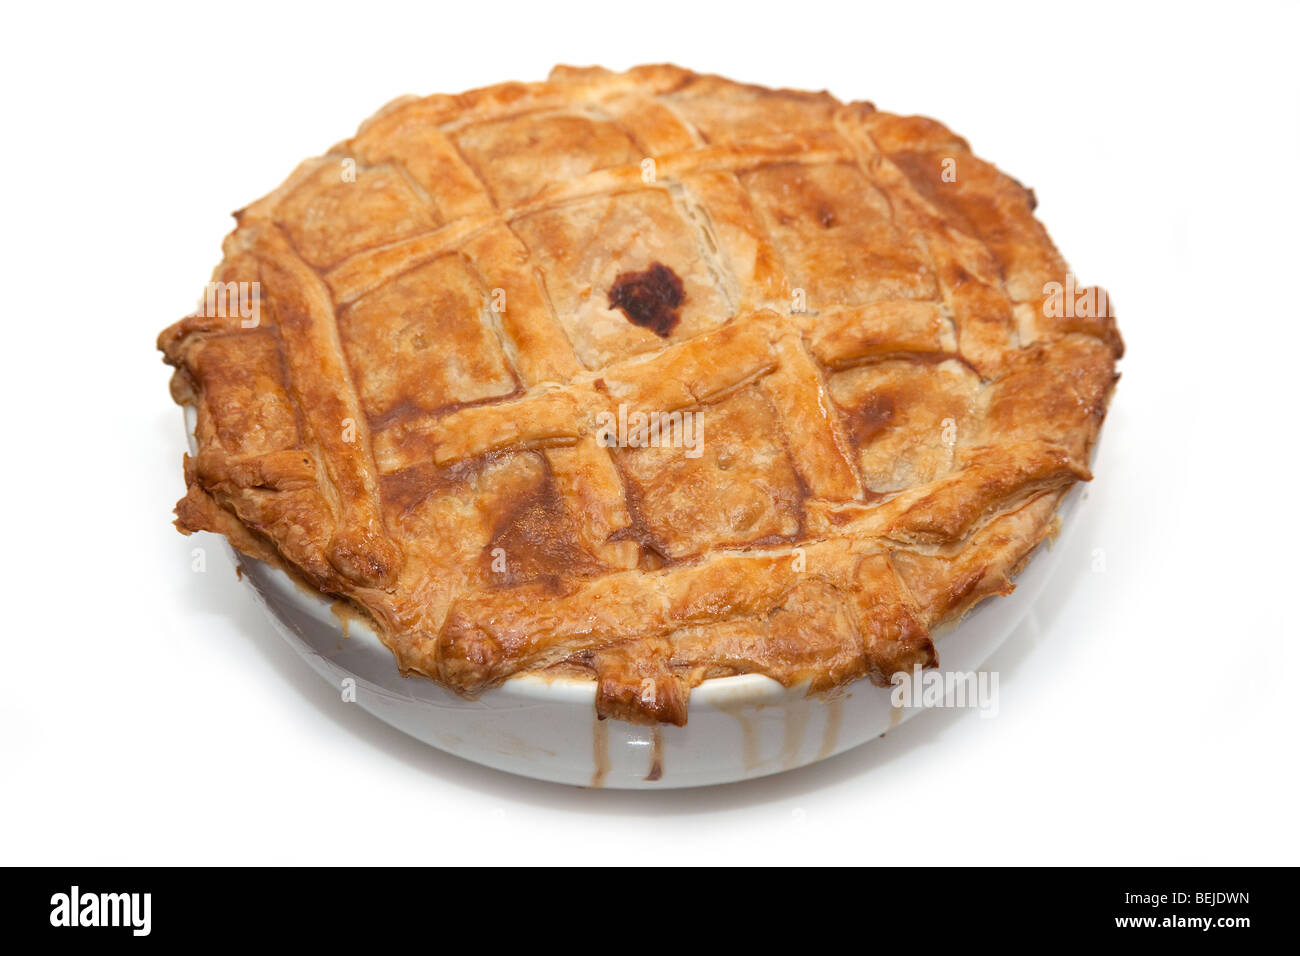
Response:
[189, 408, 1090, 788]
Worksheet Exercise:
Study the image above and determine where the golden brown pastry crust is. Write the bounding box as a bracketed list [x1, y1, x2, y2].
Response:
[159, 64, 1121, 725]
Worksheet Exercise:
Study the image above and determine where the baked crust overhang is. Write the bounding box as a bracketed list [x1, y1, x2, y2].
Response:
[159, 64, 1122, 726]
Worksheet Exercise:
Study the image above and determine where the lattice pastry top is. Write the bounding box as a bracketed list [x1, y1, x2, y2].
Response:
[159, 64, 1121, 725]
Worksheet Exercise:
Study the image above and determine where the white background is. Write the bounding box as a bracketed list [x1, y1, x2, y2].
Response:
[2, 1, 1297, 865]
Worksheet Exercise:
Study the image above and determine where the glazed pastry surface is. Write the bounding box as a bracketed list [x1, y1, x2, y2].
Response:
[159, 64, 1121, 725]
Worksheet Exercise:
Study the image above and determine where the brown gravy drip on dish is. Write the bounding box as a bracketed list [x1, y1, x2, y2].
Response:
[888, 702, 903, 732]
[608, 262, 685, 338]
[711, 695, 761, 772]
[780, 700, 813, 770]
[815, 696, 844, 761]
[590, 716, 610, 788]
[644, 725, 665, 781]
[329, 599, 354, 638]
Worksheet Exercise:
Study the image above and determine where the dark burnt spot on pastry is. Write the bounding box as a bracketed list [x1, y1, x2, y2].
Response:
[817, 204, 837, 228]
[845, 393, 896, 448]
[950, 264, 975, 286]
[379, 458, 486, 516]
[608, 262, 685, 337]
[486, 479, 607, 591]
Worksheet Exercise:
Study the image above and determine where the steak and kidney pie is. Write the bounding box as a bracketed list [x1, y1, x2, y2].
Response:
[159, 64, 1121, 726]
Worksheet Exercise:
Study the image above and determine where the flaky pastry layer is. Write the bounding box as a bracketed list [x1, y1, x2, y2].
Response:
[160, 64, 1121, 725]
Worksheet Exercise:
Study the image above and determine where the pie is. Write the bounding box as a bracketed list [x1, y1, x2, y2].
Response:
[158, 64, 1122, 726]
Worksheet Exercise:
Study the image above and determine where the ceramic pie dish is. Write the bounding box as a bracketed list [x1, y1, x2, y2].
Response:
[159, 64, 1121, 787]
[223, 467, 1091, 788]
